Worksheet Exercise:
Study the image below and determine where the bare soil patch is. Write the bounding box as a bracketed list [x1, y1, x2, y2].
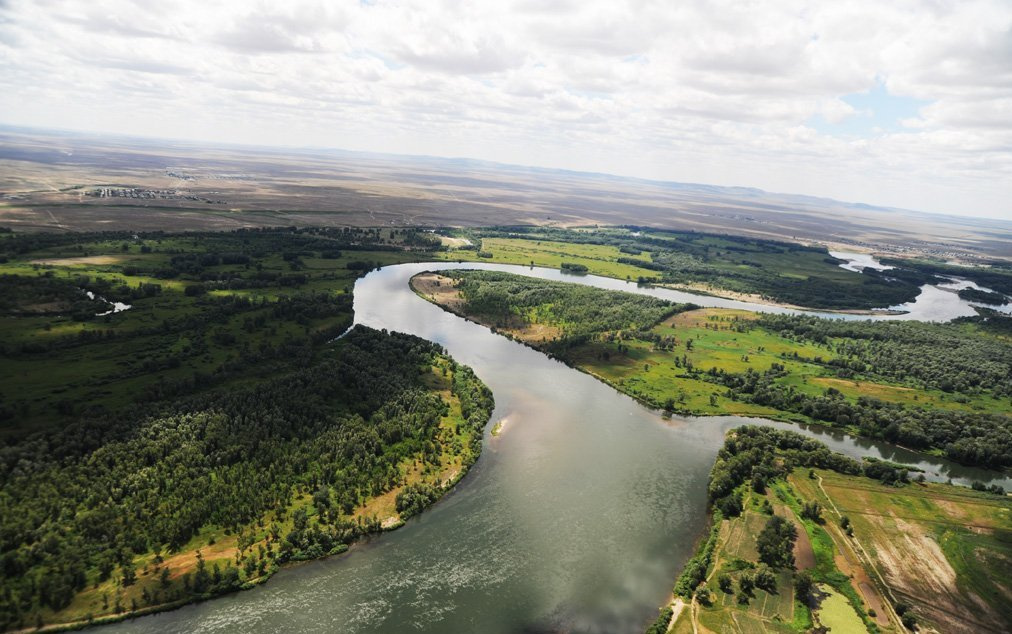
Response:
[411, 272, 466, 313]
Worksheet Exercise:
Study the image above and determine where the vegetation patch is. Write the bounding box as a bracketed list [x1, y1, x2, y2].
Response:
[651, 425, 1012, 634]
[438, 227, 938, 310]
[425, 270, 1012, 469]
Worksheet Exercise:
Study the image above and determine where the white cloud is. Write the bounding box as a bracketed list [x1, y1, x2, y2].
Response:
[0, 0, 1009, 219]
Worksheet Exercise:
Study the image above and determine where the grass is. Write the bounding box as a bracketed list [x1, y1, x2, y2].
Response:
[817, 586, 867, 633]
[688, 486, 818, 633]
[419, 273, 1010, 425]
[677, 476, 885, 634]
[658, 461, 1010, 634]
[437, 236, 661, 280]
[574, 308, 1008, 417]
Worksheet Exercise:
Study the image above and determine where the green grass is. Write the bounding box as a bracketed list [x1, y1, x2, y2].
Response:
[437, 237, 661, 280]
[564, 307, 1008, 421]
[817, 586, 868, 633]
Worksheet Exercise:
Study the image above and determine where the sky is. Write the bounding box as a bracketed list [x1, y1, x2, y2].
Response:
[1, 0, 1010, 221]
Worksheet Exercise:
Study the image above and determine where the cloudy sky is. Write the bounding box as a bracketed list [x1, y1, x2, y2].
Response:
[1, 0, 1010, 220]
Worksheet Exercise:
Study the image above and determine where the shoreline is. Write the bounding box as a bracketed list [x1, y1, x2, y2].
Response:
[14, 459, 485, 634]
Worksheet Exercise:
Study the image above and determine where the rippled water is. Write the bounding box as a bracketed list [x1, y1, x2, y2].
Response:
[104, 262, 1009, 634]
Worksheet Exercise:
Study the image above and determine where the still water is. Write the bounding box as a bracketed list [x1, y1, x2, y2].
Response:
[106, 262, 1009, 634]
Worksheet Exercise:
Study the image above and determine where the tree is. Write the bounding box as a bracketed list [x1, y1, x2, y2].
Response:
[800, 501, 822, 523]
[718, 574, 733, 594]
[121, 565, 137, 587]
[757, 515, 796, 569]
[754, 566, 777, 593]
[694, 584, 711, 606]
[795, 571, 813, 602]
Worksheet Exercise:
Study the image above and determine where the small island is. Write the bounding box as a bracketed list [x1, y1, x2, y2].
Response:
[958, 287, 1009, 305]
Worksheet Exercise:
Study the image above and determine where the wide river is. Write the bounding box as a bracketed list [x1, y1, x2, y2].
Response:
[107, 262, 1010, 634]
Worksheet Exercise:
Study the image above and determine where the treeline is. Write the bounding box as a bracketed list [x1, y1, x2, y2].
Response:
[757, 314, 1012, 396]
[0, 274, 112, 319]
[709, 366, 1012, 469]
[0, 326, 493, 629]
[448, 270, 687, 341]
[0, 226, 427, 260]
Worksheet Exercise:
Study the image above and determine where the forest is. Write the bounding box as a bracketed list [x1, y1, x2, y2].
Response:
[0, 228, 494, 630]
[425, 270, 1012, 470]
[447, 270, 688, 341]
[443, 226, 938, 309]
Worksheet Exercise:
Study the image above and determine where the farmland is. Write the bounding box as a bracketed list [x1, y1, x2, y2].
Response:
[662, 426, 1011, 634]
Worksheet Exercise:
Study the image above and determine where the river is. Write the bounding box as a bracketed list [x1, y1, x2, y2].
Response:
[105, 261, 1009, 634]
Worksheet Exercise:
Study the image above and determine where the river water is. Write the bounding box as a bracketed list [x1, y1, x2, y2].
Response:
[106, 261, 1010, 634]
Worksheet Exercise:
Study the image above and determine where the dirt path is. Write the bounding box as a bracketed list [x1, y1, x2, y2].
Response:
[666, 597, 688, 633]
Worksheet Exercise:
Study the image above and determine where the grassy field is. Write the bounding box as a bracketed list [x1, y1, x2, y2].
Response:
[668, 482, 871, 633]
[434, 227, 936, 309]
[437, 236, 662, 280]
[667, 442, 1011, 634]
[570, 307, 1009, 418]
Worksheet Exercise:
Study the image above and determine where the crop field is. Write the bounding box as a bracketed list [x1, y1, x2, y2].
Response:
[791, 470, 1012, 633]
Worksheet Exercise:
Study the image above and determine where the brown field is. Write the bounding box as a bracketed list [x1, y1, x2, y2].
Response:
[2, 128, 1011, 260]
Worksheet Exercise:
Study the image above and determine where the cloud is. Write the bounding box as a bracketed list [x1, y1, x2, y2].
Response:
[0, 0, 1009, 219]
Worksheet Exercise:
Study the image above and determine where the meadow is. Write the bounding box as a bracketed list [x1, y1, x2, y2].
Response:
[435, 227, 937, 309]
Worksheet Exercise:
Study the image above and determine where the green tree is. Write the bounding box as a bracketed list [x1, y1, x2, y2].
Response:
[756, 515, 796, 569]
